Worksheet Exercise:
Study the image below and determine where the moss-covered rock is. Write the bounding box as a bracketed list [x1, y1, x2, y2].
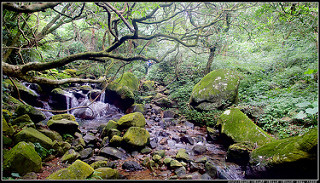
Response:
[49, 113, 76, 121]
[63, 69, 77, 76]
[127, 103, 145, 114]
[3, 79, 39, 106]
[101, 120, 118, 138]
[217, 108, 274, 146]
[117, 112, 146, 130]
[114, 72, 140, 91]
[142, 80, 155, 91]
[15, 104, 46, 123]
[2, 117, 14, 136]
[175, 148, 190, 161]
[170, 160, 183, 168]
[247, 127, 318, 179]
[38, 128, 63, 142]
[61, 149, 80, 163]
[123, 127, 150, 149]
[105, 81, 135, 111]
[109, 135, 123, 147]
[90, 160, 109, 169]
[46, 160, 94, 179]
[152, 93, 173, 108]
[226, 141, 255, 165]
[47, 119, 79, 135]
[2, 109, 13, 123]
[189, 69, 240, 111]
[3, 141, 42, 175]
[11, 114, 35, 128]
[14, 127, 53, 149]
[91, 167, 119, 179]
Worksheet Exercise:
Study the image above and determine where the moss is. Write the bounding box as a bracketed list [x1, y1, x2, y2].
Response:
[91, 167, 119, 179]
[61, 149, 80, 163]
[2, 109, 13, 122]
[170, 160, 183, 168]
[51, 88, 65, 95]
[109, 135, 123, 147]
[115, 72, 140, 91]
[131, 104, 145, 113]
[175, 148, 189, 161]
[101, 120, 118, 138]
[46, 119, 79, 135]
[14, 127, 53, 149]
[250, 127, 318, 167]
[123, 127, 150, 148]
[39, 128, 63, 142]
[15, 104, 46, 123]
[217, 108, 274, 146]
[49, 113, 76, 121]
[11, 114, 35, 128]
[2, 117, 14, 136]
[90, 160, 109, 169]
[142, 80, 155, 91]
[3, 141, 42, 175]
[117, 112, 146, 129]
[189, 69, 240, 111]
[107, 82, 134, 99]
[63, 69, 77, 76]
[46, 160, 94, 179]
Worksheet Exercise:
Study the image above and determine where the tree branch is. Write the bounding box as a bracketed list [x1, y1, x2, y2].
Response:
[3, 2, 60, 13]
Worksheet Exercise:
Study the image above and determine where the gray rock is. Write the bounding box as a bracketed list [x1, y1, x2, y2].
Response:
[150, 137, 158, 149]
[83, 133, 96, 144]
[205, 161, 217, 179]
[79, 148, 93, 159]
[163, 110, 175, 118]
[175, 166, 186, 177]
[201, 173, 212, 180]
[192, 145, 207, 155]
[100, 147, 128, 160]
[180, 135, 194, 145]
[122, 161, 143, 171]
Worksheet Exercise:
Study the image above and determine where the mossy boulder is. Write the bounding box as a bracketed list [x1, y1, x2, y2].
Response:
[14, 127, 53, 149]
[115, 72, 140, 91]
[11, 114, 35, 128]
[217, 108, 274, 146]
[126, 103, 145, 114]
[152, 93, 173, 108]
[117, 112, 146, 130]
[123, 127, 150, 149]
[109, 135, 123, 147]
[46, 160, 94, 179]
[90, 160, 109, 169]
[247, 127, 318, 179]
[226, 141, 255, 165]
[175, 148, 190, 161]
[105, 81, 135, 111]
[52, 140, 71, 156]
[101, 120, 118, 138]
[142, 80, 155, 91]
[91, 167, 119, 179]
[49, 113, 76, 121]
[3, 79, 40, 107]
[38, 128, 63, 142]
[61, 149, 80, 163]
[3, 141, 42, 175]
[47, 119, 80, 135]
[189, 69, 240, 111]
[2, 117, 14, 136]
[15, 104, 46, 123]
[80, 85, 93, 94]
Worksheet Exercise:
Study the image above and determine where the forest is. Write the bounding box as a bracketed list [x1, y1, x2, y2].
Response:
[1, 2, 318, 180]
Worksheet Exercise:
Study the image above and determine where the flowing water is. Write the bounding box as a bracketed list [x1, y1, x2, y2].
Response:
[22, 83, 245, 180]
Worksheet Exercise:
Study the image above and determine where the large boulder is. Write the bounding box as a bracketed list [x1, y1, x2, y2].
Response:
[11, 114, 35, 128]
[2, 117, 14, 136]
[3, 141, 42, 175]
[49, 88, 68, 110]
[102, 72, 138, 111]
[216, 108, 274, 146]
[123, 127, 150, 150]
[246, 127, 318, 179]
[117, 112, 146, 130]
[90, 167, 120, 179]
[14, 127, 53, 149]
[189, 69, 240, 111]
[114, 72, 140, 91]
[15, 104, 46, 123]
[46, 160, 94, 179]
[3, 79, 41, 107]
[49, 113, 76, 121]
[47, 119, 80, 135]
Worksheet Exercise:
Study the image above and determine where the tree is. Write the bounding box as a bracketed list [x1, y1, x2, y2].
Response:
[2, 2, 253, 85]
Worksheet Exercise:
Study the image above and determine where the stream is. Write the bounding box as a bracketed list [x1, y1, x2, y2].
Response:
[25, 83, 245, 180]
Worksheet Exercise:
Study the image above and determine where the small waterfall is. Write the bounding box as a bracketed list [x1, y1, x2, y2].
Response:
[100, 90, 105, 103]
[64, 91, 79, 114]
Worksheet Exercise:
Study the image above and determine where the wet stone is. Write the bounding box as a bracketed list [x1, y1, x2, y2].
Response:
[83, 133, 96, 144]
[184, 121, 194, 129]
[79, 148, 93, 159]
[122, 161, 143, 171]
[175, 166, 186, 177]
[100, 147, 128, 160]
[180, 135, 194, 145]
[192, 144, 207, 155]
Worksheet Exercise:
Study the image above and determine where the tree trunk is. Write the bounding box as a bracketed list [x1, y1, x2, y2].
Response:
[204, 45, 216, 75]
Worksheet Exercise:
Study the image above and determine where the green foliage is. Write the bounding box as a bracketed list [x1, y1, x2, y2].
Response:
[181, 107, 223, 127]
[33, 142, 55, 159]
